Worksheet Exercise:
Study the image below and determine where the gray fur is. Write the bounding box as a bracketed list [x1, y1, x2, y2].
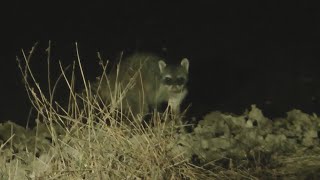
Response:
[93, 53, 189, 117]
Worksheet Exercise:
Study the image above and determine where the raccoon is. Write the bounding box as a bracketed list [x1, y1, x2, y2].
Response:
[93, 53, 189, 118]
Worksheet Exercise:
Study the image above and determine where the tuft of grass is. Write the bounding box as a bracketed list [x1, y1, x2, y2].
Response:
[10, 42, 220, 179]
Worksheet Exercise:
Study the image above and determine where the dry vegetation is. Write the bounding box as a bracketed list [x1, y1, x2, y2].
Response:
[1, 43, 320, 179]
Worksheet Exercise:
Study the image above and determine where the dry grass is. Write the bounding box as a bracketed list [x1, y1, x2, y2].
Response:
[8, 42, 223, 179]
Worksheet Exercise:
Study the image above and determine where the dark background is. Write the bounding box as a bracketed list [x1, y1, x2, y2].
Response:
[1, 1, 320, 125]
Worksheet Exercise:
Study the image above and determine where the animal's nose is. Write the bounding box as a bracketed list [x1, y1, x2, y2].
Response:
[172, 85, 180, 91]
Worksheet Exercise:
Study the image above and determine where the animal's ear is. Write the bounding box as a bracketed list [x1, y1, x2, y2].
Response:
[180, 58, 189, 72]
[158, 60, 166, 73]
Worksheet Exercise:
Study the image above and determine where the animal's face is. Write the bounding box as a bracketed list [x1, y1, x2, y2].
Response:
[161, 74, 187, 93]
[158, 58, 189, 94]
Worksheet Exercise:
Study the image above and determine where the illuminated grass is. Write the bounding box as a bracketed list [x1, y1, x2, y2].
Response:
[3, 42, 219, 179]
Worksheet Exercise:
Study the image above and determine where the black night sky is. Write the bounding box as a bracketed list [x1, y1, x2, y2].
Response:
[1, 1, 320, 125]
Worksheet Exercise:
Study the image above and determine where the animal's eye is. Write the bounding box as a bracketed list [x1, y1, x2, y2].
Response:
[163, 77, 173, 85]
[176, 77, 185, 85]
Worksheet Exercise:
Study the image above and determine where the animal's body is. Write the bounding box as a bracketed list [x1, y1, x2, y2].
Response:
[93, 53, 189, 117]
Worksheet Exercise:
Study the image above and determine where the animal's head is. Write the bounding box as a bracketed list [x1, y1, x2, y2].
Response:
[158, 58, 189, 94]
